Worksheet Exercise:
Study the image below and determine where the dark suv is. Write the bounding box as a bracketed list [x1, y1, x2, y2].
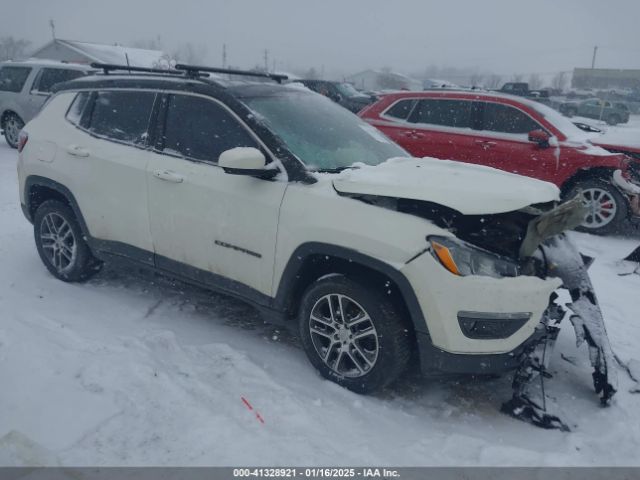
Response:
[294, 79, 374, 113]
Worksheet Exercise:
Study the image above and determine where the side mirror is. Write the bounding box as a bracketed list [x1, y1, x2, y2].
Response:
[528, 129, 550, 148]
[218, 147, 278, 178]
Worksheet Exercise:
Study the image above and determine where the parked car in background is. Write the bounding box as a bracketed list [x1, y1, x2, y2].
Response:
[559, 98, 630, 125]
[497, 82, 551, 105]
[293, 79, 375, 113]
[359, 90, 640, 234]
[1, 60, 91, 148]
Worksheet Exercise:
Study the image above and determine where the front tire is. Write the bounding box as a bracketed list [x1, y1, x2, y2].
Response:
[3, 112, 24, 149]
[566, 178, 629, 235]
[298, 275, 411, 394]
[33, 200, 102, 282]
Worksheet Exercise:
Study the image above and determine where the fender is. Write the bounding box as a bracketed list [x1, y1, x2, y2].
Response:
[23, 175, 91, 234]
[274, 242, 430, 336]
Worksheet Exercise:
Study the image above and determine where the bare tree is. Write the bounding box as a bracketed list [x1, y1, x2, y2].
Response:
[485, 74, 502, 89]
[511, 73, 524, 82]
[528, 73, 543, 90]
[173, 42, 208, 65]
[0, 36, 31, 61]
[469, 73, 484, 87]
[551, 71, 568, 92]
[304, 67, 319, 79]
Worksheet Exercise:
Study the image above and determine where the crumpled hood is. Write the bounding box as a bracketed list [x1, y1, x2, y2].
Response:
[332, 157, 560, 215]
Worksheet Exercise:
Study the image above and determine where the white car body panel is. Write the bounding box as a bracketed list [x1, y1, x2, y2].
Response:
[333, 157, 560, 215]
[146, 151, 287, 295]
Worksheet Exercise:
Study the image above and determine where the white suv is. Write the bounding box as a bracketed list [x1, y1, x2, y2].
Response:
[17, 64, 588, 394]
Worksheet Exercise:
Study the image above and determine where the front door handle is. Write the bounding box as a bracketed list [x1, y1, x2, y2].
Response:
[66, 144, 90, 157]
[402, 130, 425, 139]
[153, 169, 184, 183]
[474, 140, 497, 150]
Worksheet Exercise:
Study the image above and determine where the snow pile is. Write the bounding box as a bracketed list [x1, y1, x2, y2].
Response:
[0, 140, 639, 466]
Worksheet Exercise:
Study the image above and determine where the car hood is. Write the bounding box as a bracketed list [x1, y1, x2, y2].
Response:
[332, 157, 560, 215]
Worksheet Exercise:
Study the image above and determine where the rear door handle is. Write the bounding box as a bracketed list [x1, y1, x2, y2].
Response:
[153, 169, 184, 183]
[66, 144, 90, 157]
[402, 130, 425, 139]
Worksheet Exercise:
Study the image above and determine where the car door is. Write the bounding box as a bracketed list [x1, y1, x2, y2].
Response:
[28, 68, 86, 117]
[146, 93, 287, 297]
[579, 99, 601, 119]
[404, 98, 480, 161]
[59, 89, 158, 260]
[471, 101, 559, 182]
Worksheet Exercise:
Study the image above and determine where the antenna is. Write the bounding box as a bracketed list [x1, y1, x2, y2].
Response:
[222, 43, 227, 69]
[49, 19, 56, 40]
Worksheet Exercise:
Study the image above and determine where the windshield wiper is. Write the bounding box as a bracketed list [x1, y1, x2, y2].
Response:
[314, 166, 359, 173]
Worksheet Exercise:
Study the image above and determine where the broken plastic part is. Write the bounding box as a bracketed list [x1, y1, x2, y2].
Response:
[503, 234, 618, 430]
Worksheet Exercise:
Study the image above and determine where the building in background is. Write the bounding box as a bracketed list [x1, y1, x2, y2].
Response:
[29, 39, 170, 68]
[572, 67, 640, 90]
[346, 69, 421, 91]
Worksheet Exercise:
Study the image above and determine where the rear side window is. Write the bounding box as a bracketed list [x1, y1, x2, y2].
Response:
[384, 99, 417, 120]
[34, 68, 85, 93]
[162, 94, 258, 163]
[409, 99, 473, 128]
[66, 92, 90, 126]
[87, 91, 156, 145]
[0, 66, 32, 93]
[481, 102, 541, 134]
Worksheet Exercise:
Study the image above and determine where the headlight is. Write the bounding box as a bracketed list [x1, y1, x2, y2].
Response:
[428, 236, 520, 278]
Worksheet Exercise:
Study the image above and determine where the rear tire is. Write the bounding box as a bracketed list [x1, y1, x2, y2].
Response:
[566, 178, 629, 235]
[2, 112, 24, 149]
[33, 200, 102, 282]
[606, 114, 620, 126]
[298, 275, 411, 394]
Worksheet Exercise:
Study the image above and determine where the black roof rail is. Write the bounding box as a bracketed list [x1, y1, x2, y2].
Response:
[90, 62, 185, 76]
[174, 64, 288, 83]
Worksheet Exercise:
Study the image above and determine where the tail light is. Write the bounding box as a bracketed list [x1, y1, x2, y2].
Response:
[17, 130, 28, 153]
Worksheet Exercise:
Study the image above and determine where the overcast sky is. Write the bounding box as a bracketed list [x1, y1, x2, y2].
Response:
[3, 0, 640, 77]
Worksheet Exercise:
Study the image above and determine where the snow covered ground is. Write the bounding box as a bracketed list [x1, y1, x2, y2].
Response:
[1, 138, 640, 467]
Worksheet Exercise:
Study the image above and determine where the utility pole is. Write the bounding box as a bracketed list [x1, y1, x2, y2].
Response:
[222, 43, 227, 68]
[591, 45, 598, 69]
[49, 19, 56, 40]
[263, 49, 269, 72]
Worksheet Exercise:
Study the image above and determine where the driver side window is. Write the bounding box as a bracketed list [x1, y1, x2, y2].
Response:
[161, 94, 259, 163]
[480, 102, 541, 134]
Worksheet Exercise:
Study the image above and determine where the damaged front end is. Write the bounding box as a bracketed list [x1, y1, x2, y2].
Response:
[352, 191, 617, 431]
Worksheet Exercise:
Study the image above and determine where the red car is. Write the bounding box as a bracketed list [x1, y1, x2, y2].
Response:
[359, 90, 640, 234]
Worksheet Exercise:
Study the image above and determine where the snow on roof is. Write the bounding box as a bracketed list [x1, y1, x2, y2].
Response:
[45, 39, 169, 68]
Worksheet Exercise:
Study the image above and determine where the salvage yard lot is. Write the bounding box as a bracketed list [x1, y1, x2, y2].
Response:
[1, 139, 639, 466]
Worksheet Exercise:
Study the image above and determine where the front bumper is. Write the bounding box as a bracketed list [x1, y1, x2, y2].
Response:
[401, 251, 561, 355]
[415, 322, 549, 376]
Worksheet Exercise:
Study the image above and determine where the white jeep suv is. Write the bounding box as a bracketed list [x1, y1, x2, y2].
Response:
[17, 64, 586, 394]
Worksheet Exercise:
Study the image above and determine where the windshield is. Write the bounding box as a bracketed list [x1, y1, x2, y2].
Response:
[243, 91, 407, 170]
[335, 82, 363, 98]
[523, 98, 592, 141]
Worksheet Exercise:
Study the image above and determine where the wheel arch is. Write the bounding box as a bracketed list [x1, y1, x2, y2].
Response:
[24, 176, 90, 238]
[560, 166, 620, 198]
[274, 243, 430, 341]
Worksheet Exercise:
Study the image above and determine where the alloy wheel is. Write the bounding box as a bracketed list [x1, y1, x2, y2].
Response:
[580, 187, 618, 229]
[40, 212, 78, 274]
[308, 293, 379, 378]
[4, 115, 22, 147]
